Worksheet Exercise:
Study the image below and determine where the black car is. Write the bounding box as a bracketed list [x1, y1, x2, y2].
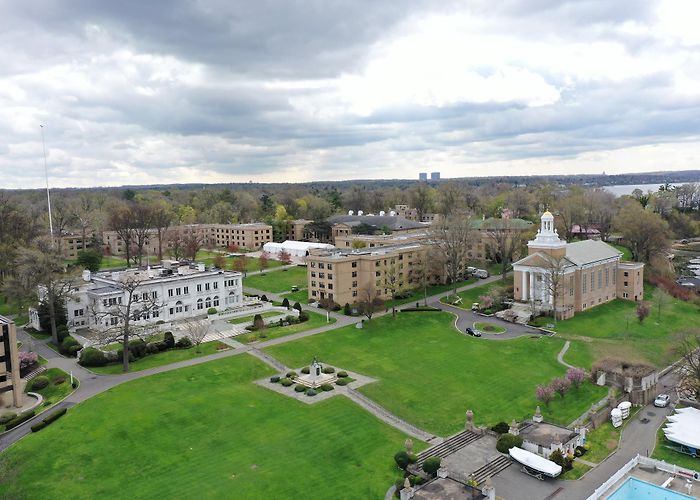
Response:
[466, 327, 482, 337]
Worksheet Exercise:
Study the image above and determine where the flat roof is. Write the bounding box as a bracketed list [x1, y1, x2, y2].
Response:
[518, 421, 578, 447]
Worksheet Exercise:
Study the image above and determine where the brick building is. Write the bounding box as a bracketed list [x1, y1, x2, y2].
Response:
[0, 315, 23, 408]
[512, 212, 644, 320]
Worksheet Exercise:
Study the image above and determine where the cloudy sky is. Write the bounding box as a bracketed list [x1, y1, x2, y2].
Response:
[2, 0, 700, 189]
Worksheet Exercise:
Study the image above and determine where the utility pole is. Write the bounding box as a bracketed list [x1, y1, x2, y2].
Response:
[40, 124, 54, 247]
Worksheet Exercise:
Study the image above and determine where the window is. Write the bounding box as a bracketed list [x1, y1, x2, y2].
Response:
[311, 281, 316, 287]
[183, 286, 189, 294]
[205, 297, 212, 308]
[598, 270, 602, 289]
[351, 262, 357, 268]
[352, 271, 357, 277]
[197, 299, 203, 310]
[213, 296, 219, 307]
[327, 264, 333, 270]
[319, 272, 325, 279]
[375, 271, 381, 277]
[328, 274, 333, 279]
[624, 281, 628, 287]
[311, 262, 316, 268]
[176, 287, 181, 296]
[623, 271, 629, 277]
[110, 317, 118, 326]
[623, 292, 629, 298]
[142, 293, 148, 301]
[175, 301, 183, 313]
[605, 268, 609, 287]
[311, 272, 316, 278]
[153, 309, 159, 318]
[168, 289, 174, 297]
[205, 283, 210, 291]
[213, 282, 218, 289]
[312, 290, 317, 297]
[352, 281, 358, 288]
[318, 263, 325, 269]
[569, 277, 574, 296]
[197, 284, 202, 292]
[352, 290, 358, 297]
[328, 284, 333, 290]
[319, 283, 325, 288]
[582, 274, 587, 294]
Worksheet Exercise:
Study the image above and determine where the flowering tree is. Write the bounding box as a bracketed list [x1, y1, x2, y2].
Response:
[551, 377, 571, 398]
[478, 295, 494, 310]
[636, 303, 650, 323]
[213, 254, 226, 269]
[566, 367, 586, 389]
[19, 351, 39, 371]
[278, 249, 292, 265]
[536, 384, 554, 407]
[258, 251, 270, 273]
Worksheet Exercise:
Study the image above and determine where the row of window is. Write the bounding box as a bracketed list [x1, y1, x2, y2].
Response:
[309, 262, 334, 270]
[310, 272, 333, 279]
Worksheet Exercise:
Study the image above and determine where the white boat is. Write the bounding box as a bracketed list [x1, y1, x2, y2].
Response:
[509, 447, 562, 479]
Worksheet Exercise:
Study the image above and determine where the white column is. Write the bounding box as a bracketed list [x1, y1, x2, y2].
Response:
[521, 271, 528, 301]
[529, 272, 535, 301]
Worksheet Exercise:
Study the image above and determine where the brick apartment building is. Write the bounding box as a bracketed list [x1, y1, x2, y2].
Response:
[0, 315, 23, 408]
[54, 232, 96, 260]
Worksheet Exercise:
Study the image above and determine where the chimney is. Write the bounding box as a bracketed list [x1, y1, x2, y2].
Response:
[82, 270, 91, 282]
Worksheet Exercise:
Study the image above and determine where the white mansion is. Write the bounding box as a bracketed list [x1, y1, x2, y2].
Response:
[62, 260, 243, 332]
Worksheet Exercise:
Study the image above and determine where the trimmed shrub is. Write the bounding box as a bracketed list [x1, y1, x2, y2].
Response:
[549, 449, 567, 468]
[116, 349, 135, 364]
[409, 475, 423, 486]
[0, 413, 17, 425]
[294, 384, 307, 392]
[282, 298, 290, 309]
[30, 421, 48, 432]
[336, 378, 351, 386]
[408, 453, 418, 464]
[305, 389, 317, 397]
[343, 303, 352, 315]
[496, 433, 523, 454]
[293, 302, 302, 312]
[175, 337, 193, 349]
[301, 366, 310, 374]
[31, 376, 50, 390]
[337, 370, 348, 378]
[286, 371, 298, 379]
[30, 407, 67, 433]
[422, 456, 442, 476]
[5, 410, 36, 430]
[128, 339, 147, 358]
[298, 311, 309, 322]
[53, 376, 66, 385]
[270, 375, 280, 383]
[322, 366, 335, 374]
[163, 331, 175, 348]
[252, 314, 265, 331]
[207, 307, 218, 315]
[491, 422, 510, 435]
[145, 343, 159, 354]
[59, 336, 81, 356]
[280, 377, 293, 387]
[68, 345, 81, 357]
[320, 383, 334, 391]
[394, 450, 410, 470]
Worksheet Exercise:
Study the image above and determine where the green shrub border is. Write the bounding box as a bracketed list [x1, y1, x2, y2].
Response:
[30, 408, 68, 432]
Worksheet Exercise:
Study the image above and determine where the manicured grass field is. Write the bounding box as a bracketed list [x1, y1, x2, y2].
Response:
[235, 309, 335, 344]
[25, 368, 77, 417]
[547, 286, 699, 367]
[393, 277, 479, 308]
[562, 461, 592, 480]
[440, 279, 510, 309]
[474, 322, 506, 334]
[228, 311, 283, 324]
[652, 427, 700, 471]
[265, 312, 607, 435]
[0, 355, 417, 499]
[610, 244, 633, 261]
[280, 289, 309, 304]
[243, 266, 308, 294]
[88, 341, 226, 375]
[584, 421, 621, 463]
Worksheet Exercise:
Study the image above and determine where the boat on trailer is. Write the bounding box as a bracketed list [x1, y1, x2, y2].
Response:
[509, 447, 562, 480]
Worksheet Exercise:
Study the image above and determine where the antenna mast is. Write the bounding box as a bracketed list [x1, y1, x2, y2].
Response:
[40, 124, 54, 246]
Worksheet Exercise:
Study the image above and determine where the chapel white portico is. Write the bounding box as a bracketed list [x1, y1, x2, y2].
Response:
[513, 211, 644, 320]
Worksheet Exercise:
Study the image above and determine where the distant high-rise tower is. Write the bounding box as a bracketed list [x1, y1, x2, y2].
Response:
[419, 172, 427, 181]
[430, 172, 440, 181]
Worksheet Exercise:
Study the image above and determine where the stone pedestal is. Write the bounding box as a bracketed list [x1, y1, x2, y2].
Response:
[465, 409, 474, 431]
[533, 406, 543, 423]
[399, 478, 414, 500]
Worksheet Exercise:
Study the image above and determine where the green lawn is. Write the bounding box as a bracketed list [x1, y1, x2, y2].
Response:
[440, 279, 510, 309]
[585, 422, 621, 463]
[280, 289, 309, 305]
[99, 255, 130, 269]
[25, 368, 77, 417]
[228, 311, 284, 324]
[265, 312, 607, 436]
[243, 266, 307, 294]
[474, 322, 506, 334]
[88, 341, 227, 375]
[652, 427, 700, 471]
[561, 461, 592, 480]
[562, 340, 596, 370]
[546, 286, 699, 367]
[234, 309, 336, 344]
[610, 244, 633, 262]
[0, 355, 418, 499]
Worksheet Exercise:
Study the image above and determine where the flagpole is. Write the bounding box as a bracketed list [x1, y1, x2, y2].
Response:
[40, 124, 54, 247]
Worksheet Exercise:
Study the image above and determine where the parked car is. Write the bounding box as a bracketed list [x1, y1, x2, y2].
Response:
[290, 285, 300, 292]
[654, 394, 670, 408]
[465, 327, 482, 337]
[471, 303, 480, 311]
[474, 269, 489, 279]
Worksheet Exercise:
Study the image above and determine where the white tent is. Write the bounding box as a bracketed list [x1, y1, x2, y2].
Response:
[663, 407, 700, 450]
[509, 447, 562, 477]
[263, 240, 335, 258]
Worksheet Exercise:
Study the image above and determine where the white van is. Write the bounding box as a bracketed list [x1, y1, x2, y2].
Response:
[474, 269, 489, 279]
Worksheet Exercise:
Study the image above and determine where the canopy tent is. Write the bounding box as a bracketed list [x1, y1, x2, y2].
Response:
[664, 407, 700, 450]
[509, 447, 562, 477]
[262, 240, 334, 258]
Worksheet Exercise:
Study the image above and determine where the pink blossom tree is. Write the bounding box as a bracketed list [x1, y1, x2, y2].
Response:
[19, 351, 39, 371]
[636, 303, 650, 323]
[478, 295, 494, 310]
[536, 384, 554, 407]
[551, 377, 571, 398]
[566, 367, 586, 390]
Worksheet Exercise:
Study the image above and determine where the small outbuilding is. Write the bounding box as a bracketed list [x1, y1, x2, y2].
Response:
[263, 240, 335, 258]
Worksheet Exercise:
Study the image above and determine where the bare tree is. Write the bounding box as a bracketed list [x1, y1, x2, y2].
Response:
[483, 218, 526, 280]
[410, 183, 435, 221]
[412, 250, 433, 307]
[182, 317, 210, 351]
[90, 274, 162, 372]
[132, 202, 155, 266]
[383, 261, 401, 317]
[431, 215, 473, 298]
[166, 229, 185, 260]
[150, 200, 173, 261]
[358, 285, 382, 321]
[183, 231, 204, 261]
[676, 333, 700, 401]
[540, 253, 570, 324]
[109, 202, 136, 265]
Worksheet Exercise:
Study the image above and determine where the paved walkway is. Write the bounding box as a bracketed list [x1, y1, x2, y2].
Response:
[557, 340, 575, 369]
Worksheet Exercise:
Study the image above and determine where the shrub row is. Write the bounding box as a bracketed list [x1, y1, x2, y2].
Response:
[336, 378, 352, 386]
[4, 410, 36, 430]
[30, 408, 67, 433]
[78, 332, 190, 368]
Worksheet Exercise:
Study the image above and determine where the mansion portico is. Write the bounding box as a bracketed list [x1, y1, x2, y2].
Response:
[513, 211, 644, 320]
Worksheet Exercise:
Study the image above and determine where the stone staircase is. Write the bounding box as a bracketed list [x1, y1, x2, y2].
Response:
[414, 430, 482, 468]
[470, 455, 512, 485]
[496, 302, 532, 325]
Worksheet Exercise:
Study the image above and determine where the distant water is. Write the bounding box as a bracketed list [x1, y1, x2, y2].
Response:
[603, 183, 692, 196]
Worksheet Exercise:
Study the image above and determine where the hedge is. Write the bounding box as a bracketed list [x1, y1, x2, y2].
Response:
[5, 410, 36, 430]
[280, 378, 293, 387]
[336, 378, 351, 386]
[320, 383, 334, 392]
[30, 408, 67, 432]
[496, 433, 523, 454]
[31, 376, 50, 390]
[294, 384, 307, 392]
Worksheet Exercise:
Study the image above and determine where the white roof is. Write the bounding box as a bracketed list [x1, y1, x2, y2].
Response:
[509, 447, 562, 477]
[663, 407, 700, 449]
[263, 240, 334, 251]
[565, 240, 622, 266]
